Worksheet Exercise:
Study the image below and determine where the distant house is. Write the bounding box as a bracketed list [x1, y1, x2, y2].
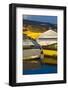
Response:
[36, 29, 57, 46]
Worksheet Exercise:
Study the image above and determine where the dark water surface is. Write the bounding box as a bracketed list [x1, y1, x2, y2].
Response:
[23, 64, 57, 75]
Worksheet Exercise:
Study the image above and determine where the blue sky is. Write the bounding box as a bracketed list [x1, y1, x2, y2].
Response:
[23, 15, 57, 24]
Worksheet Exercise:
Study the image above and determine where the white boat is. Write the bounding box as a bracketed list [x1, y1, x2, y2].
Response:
[36, 29, 57, 46]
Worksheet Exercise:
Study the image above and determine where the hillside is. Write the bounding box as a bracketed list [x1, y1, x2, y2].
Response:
[23, 19, 57, 30]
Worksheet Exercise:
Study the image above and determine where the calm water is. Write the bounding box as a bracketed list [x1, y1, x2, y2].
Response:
[23, 64, 57, 75]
